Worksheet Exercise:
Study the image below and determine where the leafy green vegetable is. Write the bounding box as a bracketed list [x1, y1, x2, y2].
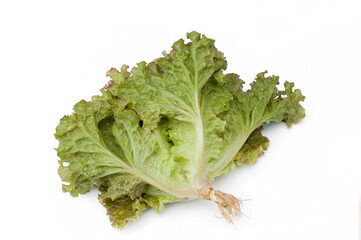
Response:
[55, 31, 305, 229]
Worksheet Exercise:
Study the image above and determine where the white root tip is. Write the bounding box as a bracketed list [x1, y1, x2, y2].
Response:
[199, 188, 246, 224]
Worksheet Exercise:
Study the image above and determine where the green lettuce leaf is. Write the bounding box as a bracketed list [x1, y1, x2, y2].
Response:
[235, 126, 270, 166]
[204, 72, 305, 179]
[218, 127, 270, 176]
[99, 186, 176, 229]
[55, 31, 305, 229]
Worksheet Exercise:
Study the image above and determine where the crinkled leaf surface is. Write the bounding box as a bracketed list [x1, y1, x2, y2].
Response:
[99, 186, 176, 229]
[203, 72, 305, 179]
[55, 31, 305, 229]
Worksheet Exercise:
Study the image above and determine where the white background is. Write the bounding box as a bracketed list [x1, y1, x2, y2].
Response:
[1, 0, 360, 239]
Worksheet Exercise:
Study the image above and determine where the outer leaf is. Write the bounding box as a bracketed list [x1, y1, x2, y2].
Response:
[100, 196, 148, 229]
[204, 72, 305, 179]
[55, 98, 196, 198]
[100, 190, 175, 229]
[55, 100, 124, 196]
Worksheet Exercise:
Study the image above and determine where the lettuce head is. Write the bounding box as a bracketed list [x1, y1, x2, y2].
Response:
[55, 31, 305, 229]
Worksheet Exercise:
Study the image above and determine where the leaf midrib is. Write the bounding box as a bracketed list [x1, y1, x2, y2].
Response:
[191, 46, 206, 188]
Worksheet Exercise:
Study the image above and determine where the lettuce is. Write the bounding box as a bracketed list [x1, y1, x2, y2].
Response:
[55, 31, 305, 229]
